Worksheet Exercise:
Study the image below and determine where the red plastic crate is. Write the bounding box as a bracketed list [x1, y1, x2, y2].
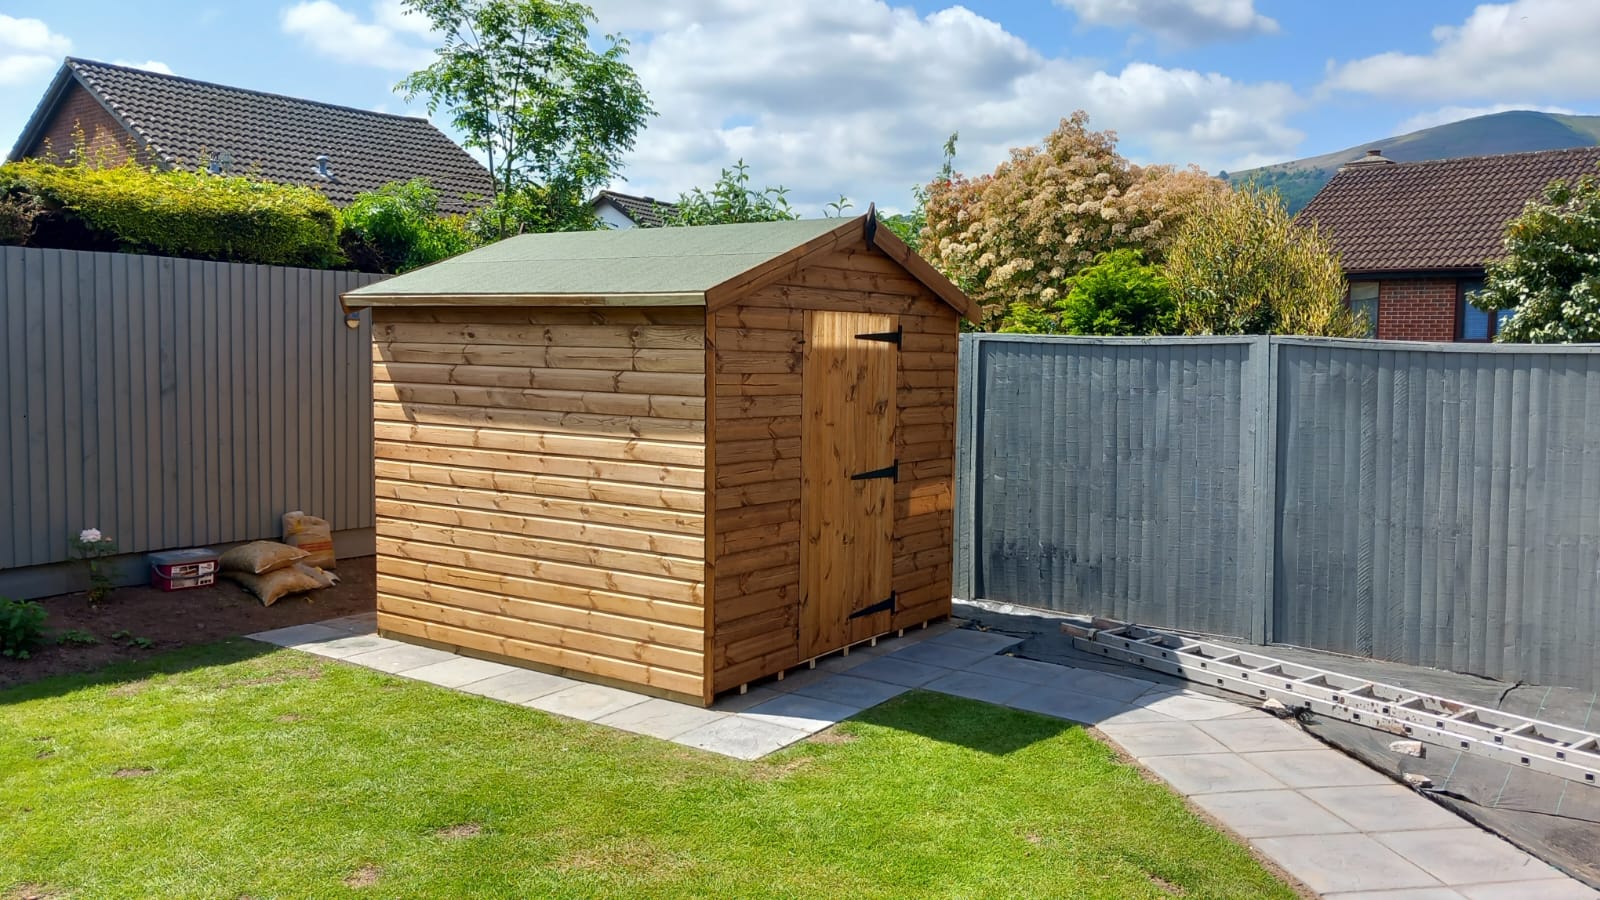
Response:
[148, 548, 218, 592]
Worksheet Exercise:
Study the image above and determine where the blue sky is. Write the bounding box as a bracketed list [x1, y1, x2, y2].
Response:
[3, 0, 1597, 212]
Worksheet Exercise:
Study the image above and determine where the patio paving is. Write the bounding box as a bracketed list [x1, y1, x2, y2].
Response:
[251, 610, 1596, 898]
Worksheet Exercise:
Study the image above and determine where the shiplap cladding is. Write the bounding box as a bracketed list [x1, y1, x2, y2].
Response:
[0, 247, 383, 569]
[957, 334, 1600, 691]
[959, 336, 1264, 639]
[1273, 340, 1600, 690]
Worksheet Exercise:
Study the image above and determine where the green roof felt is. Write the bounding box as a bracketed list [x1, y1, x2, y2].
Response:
[346, 217, 852, 298]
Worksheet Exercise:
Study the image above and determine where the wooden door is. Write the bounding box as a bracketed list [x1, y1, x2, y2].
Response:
[800, 310, 898, 659]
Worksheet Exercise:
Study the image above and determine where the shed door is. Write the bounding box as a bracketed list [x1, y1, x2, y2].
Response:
[800, 310, 898, 659]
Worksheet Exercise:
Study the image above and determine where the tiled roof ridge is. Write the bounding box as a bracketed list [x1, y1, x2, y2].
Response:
[1337, 144, 1600, 173]
[66, 57, 434, 126]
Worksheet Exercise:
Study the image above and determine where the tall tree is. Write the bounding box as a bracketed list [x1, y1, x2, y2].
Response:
[398, 0, 652, 235]
[921, 111, 1223, 330]
[1475, 166, 1600, 343]
[1163, 183, 1364, 337]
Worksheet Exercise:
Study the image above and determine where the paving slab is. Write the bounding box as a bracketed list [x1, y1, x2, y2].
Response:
[1457, 880, 1599, 899]
[1195, 716, 1326, 753]
[923, 670, 1030, 705]
[1251, 833, 1441, 895]
[963, 653, 1074, 686]
[1133, 690, 1256, 721]
[1373, 828, 1562, 886]
[403, 656, 520, 689]
[1323, 889, 1467, 900]
[1007, 687, 1138, 725]
[1137, 752, 1286, 795]
[1095, 720, 1230, 758]
[342, 642, 460, 674]
[886, 640, 996, 670]
[289, 632, 400, 660]
[843, 655, 948, 687]
[1188, 789, 1358, 838]
[526, 683, 648, 722]
[675, 716, 810, 761]
[318, 613, 379, 634]
[1242, 749, 1392, 789]
[597, 698, 727, 740]
[1302, 785, 1470, 833]
[742, 693, 861, 735]
[925, 628, 1024, 654]
[457, 668, 576, 704]
[249, 623, 346, 648]
[766, 666, 834, 693]
[1055, 666, 1162, 703]
[790, 673, 907, 708]
[709, 686, 783, 713]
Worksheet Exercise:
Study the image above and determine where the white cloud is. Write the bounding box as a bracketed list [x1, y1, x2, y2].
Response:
[1325, 0, 1600, 102]
[590, 1, 1302, 211]
[112, 59, 175, 75]
[0, 15, 71, 86]
[1396, 103, 1579, 134]
[1054, 0, 1278, 44]
[280, 1, 433, 70]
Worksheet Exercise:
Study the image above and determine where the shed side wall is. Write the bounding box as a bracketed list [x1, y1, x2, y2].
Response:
[709, 244, 958, 692]
[371, 306, 708, 698]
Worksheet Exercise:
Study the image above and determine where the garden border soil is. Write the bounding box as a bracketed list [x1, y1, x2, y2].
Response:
[1, 557, 375, 690]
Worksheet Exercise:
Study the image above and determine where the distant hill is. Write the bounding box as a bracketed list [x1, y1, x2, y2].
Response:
[1227, 111, 1600, 214]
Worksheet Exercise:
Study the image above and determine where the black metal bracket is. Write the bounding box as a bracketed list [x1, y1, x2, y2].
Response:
[849, 592, 897, 620]
[864, 203, 878, 244]
[855, 326, 901, 346]
[850, 460, 899, 482]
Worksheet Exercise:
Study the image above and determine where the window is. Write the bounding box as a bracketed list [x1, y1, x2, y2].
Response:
[1349, 282, 1379, 336]
[1457, 279, 1508, 342]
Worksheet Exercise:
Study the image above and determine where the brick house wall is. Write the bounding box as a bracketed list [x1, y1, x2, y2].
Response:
[21, 82, 140, 165]
[1374, 279, 1458, 342]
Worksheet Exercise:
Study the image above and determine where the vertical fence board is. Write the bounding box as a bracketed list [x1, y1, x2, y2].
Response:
[0, 247, 384, 574]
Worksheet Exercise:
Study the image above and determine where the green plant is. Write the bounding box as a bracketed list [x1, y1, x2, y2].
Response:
[70, 528, 117, 605]
[341, 178, 479, 273]
[1164, 182, 1364, 337]
[1003, 249, 1174, 335]
[397, 0, 654, 238]
[109, 630, 154, 650]
[1476, 165, 1600, 342]
[0, 597, 47, 659]
[665, 159, 798, 226]
[0, 158, 345, 267]
[56, 629, 99, 647]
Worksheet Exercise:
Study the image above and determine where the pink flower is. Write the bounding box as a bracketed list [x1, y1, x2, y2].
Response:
[79, 528, 103, 544]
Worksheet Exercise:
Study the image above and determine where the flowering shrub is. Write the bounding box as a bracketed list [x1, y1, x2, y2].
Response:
[1476, 166, 1600, 343]
[921, 111, 1224, 330]
[71, 528, 117, 605]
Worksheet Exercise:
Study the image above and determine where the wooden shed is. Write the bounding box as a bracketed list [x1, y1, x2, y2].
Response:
[341, 211, 976, 705]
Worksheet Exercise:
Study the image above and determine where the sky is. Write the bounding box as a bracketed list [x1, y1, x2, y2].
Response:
[2, 0, 1599, 213]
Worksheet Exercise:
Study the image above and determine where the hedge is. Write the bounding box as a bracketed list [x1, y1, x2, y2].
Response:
[0, 159, 347, 269]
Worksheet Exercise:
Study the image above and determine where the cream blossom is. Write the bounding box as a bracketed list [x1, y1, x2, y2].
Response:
[79, 528, 103, 544]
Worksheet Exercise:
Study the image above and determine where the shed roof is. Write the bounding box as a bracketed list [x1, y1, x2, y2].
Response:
[1298, 146, 1600, 275]
[343, 213, 977, 319]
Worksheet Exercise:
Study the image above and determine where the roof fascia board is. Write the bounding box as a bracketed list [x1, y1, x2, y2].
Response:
[7, 63, 76, 161]
[1345, 268, 1486, 280]
[341, 290, 706, 312]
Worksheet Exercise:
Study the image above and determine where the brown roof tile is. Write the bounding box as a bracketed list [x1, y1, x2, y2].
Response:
[11, 58, 494, 215]
[593, 189, 679, 227]
[1298, 146, 1600, 274]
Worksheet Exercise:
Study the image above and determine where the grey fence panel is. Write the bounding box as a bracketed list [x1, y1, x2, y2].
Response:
[959, 334, 1600, 690]
[0, 246, 384, 570]
[965, 335, 1266, 638]
[1273, 341, 1600, 689]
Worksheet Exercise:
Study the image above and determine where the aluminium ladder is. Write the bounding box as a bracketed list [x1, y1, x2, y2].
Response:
[1062, 617, 1600, 788]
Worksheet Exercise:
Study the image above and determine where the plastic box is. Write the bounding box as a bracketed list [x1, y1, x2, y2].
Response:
[148, 548, 219, 592]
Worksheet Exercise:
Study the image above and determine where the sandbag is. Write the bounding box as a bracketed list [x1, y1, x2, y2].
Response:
[282, 510, 335, 569]
[224, 565, 327, 607]
[294, 562, 340, 590]
[218, 540, 307, 575]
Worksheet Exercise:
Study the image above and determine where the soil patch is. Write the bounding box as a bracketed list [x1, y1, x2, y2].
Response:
[434, 823, 483, 839]
[0, 557, 375, 690]
[3, 884, 66, 900]
[111, 767, 153, 778]
[342, 865, 381, 889]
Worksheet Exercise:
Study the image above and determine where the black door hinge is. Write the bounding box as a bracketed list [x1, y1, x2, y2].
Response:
[850, 460, 898, 482]
[849, 592, 897, 620]
[855, 327, 902, 346]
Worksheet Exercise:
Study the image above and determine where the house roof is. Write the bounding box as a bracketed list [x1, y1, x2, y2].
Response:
[1298, 146, 1600, 275]
[343, 211, 978, 319]
[9, 58, 494, 214]
[592, 189, 678, 227]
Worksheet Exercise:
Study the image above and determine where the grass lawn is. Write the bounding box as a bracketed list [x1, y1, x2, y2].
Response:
[1, 641, 1296, 899]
